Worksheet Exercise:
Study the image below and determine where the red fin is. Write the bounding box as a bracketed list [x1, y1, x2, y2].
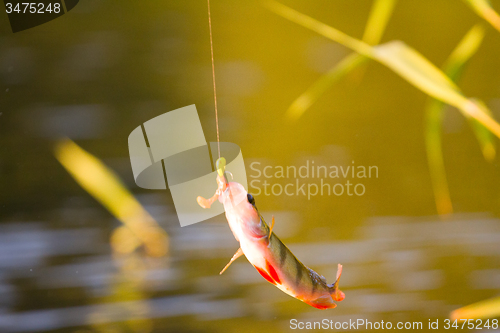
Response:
[307, 295, 337, 310]
[334, 289, 345, 302]
[266, 260, 281, 284]
[254, 265, 276, 285]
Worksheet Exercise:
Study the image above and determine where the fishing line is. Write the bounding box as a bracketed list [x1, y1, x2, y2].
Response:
[207, 0, 221, 160]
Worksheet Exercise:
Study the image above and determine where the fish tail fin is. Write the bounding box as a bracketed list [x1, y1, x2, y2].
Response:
[328, 264, 345, 302]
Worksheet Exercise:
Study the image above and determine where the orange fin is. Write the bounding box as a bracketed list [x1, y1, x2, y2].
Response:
[328, 264, 345, 302]
[254, 265, 276, 285]
[266, 215, 275, 248]
[269, 215, 275, 238]
[307, 295, 337, 310]
[266, 259, 281, 284]
[220, 247, 243, 275]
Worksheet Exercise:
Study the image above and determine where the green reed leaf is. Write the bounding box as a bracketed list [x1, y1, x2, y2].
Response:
[373, 41, 461, 101]
[264, 0, 500, 139]
[285, 0, 397, 120]
[443, 24, 485, 78]
[424, 24, 486, 215]
[425, 100, 452, 215]
[362, 0, 397, 45]
[468, 99, 496, 161]
[286, 53, 367, 120]
[464, 0, 500, 33]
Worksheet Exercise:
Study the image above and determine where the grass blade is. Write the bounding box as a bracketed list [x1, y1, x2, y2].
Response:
[286, 53, 367, 120]
[425, 100, 453, 215]
[468, 99, 496, 161]
[451, 296, 500, 320]
[54, 138, 169, 257]
[264, 0, 500, 140]
[442, 24, 485, 78]
[373, 41, 460, 102]
[425, 24, 487, 215]
[285, 0, 396, 120]
[264, 0, 373, 57]
[464, 0, 500, 33]
[442, 25, 493, 161]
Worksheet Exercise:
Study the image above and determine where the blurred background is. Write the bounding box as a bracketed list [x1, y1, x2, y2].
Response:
[1, 0, 500, 331]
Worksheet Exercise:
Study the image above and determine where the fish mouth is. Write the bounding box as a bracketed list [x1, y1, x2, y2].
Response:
[218, 187, 233, 205]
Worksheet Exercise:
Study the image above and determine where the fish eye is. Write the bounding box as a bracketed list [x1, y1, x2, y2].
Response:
[247, 193, 255, 205]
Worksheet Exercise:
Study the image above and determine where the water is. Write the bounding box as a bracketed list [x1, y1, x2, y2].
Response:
[1, 212, 500, 331]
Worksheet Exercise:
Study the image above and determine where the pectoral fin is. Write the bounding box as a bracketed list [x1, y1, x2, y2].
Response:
[308, 295, 337, 310]
[220, 247, 243, 275]
[266, 215, 275, 248]
[269, 215, 275, 238]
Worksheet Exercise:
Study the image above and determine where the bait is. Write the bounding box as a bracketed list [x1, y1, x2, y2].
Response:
[197, 158, 345, 309]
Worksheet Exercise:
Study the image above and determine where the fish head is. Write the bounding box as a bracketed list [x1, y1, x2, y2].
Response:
[218, 182, 251, 214]
[219, 182, 265, 239]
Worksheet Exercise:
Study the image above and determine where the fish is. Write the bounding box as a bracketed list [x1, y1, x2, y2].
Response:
[197, 158, 345, 309]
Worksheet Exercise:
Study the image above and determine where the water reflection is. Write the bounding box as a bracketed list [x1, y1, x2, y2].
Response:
[1, 212, 499, 331]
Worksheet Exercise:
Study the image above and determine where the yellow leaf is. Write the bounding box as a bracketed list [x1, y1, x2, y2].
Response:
[373, 41, 461, 104]
[265, 0, 500, 140]
[451, 296, 500, 320]
[285, 0, 397, 120]
[464, 0, 500, 33]
[424, 24, 487, 216]
[286, 53, 367, 120]
[54, 139, 169, 257]
[362, 0, 397, 45]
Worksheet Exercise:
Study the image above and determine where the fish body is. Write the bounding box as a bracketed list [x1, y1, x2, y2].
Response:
[218, 180, 344, 309]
